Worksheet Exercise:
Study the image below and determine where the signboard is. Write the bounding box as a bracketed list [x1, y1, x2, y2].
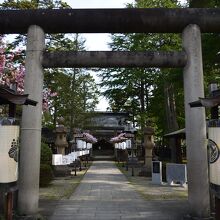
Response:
[166, 163, 187, 186]
[152, 161, 162, 184]
[90, 116, 119, 127]
[0, 125, 19, 183]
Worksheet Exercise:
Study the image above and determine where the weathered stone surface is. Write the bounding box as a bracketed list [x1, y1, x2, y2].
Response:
[42, 51, 187, 68]
[1, 9, 220, 34]
[18, 25, 45, 215]
[183, 24, 210, 218]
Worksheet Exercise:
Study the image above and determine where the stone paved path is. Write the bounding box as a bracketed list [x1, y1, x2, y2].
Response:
[46, 161, 189, 220]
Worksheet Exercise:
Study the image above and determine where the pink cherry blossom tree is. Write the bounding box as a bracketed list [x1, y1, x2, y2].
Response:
[0, 35, 56, 111]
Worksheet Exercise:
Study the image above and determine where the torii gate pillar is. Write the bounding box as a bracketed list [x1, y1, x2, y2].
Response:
[183, 24, 211, 219]
[18, 25, 45, 215]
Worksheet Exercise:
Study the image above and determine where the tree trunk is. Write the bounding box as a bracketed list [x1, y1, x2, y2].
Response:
[139, 77, 146, 130]
[145, 81, 149, 111]
[164, 82, 181, 163]
[140, 78, 145, 113]
[53, 104, 57, 127]
[69, 70, 76, 136]
[83, 80, 86, 112]
[69, 34, 80, 135]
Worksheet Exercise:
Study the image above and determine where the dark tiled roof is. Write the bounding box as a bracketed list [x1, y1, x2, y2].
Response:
[190, 96, 220, 108]
[0, 86, 37, 106]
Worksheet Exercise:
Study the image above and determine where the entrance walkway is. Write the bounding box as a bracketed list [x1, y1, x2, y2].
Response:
[44, 161, 189, 220]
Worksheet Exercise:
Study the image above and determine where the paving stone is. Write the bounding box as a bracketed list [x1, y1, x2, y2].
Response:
[42, 161, 189, 220]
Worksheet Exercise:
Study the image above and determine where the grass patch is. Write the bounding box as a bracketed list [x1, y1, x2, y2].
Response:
[39, 162, 92, 200]
[115, 161, 188, 201]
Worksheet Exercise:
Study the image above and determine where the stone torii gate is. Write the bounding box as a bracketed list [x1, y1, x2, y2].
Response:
[1, 8, 220, 219]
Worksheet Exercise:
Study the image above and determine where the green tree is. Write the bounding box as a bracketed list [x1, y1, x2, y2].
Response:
[42, 34, 100, 130]
[100, 0, 184, 137]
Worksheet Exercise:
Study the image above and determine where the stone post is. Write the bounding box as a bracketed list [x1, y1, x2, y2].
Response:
[55, 117, 68, 155]
[139, 125, 154, 177]
[18, 25, 45, 215]
[144, 126, 155, 176]
[182, 24, 210, 219]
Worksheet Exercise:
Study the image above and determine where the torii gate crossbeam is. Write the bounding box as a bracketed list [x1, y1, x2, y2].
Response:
[42, 51, 187, 68]
[0, 8, 220, 34]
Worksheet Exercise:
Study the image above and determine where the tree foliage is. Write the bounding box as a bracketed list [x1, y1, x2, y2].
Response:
[43, 33, 99, 129]
[100, 0, 184, 137]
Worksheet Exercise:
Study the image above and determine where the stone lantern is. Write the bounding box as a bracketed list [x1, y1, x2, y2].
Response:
[55, 117, 68, 155]
[139, 122, 155, 177]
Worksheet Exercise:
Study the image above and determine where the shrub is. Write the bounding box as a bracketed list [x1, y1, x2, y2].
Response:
[41, 142, 52, 165]
[40, 142, 53, 187]
[40, 164, 53, 187]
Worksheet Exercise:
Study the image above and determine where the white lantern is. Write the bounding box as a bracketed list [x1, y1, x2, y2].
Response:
[62, 155, 72, 165]
[119, 143, 122, 149]
[117, 143, 120, 149]
[71, 152, 77, 161]
[52, 154, 63, 165]
[76, 139, 80, 149]
[126, 139, 132, 149]
[0, 125, 19, 183]
[76, 151, 80, 157]
[122, 142, 126, 150]
[208, 127, 220, 186]
[76, 139, 84, 149]
[88, 143, 93, 149]
[86, 143, 90, 149]
[83, 141, 87, 149]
